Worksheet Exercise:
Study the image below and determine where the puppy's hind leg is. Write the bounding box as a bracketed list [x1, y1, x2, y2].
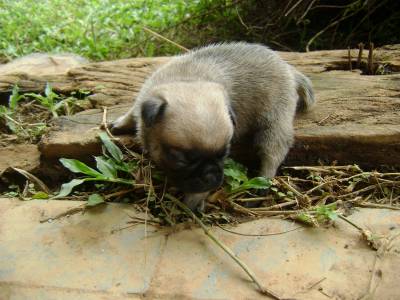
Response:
[109, 107, 137, 135]
[255, 122, 294, 179]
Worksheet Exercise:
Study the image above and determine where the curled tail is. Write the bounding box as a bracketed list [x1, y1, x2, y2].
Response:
[293, 69, 315, 112]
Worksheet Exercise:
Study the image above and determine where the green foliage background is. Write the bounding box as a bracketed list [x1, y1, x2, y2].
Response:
[0, 0, 204, 60]
[0, 0, 398, 61]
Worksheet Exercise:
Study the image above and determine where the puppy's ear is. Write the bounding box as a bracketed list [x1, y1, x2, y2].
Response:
[141, 97, 167, 127]
[228, 105, 237, 127]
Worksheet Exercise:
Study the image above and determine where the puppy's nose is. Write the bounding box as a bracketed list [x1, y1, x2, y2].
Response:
[203, 163, 221, 175]
[203, 166, 223, 189]
[203, 174, 221, 189]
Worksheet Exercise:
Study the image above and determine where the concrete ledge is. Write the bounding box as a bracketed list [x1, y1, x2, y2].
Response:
[0, 198, 399, 299]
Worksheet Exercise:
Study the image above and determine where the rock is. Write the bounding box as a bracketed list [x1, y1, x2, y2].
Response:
[0, 45, 399, 104]
[0, 46, 399, 167]
[0, 198, 399, 299]
[39, 105, 140, 159]
[0, 53, 89, 76]
[39, 70, 400, 168]
[0, 144, 41, 177]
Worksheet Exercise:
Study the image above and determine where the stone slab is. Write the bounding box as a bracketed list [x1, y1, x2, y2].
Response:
[0, 199, 164, 299]
[0, 144, 41, 178]
[1, 47, 398, 168]
[39, 104, 138, 160]
[0, 53, 88, 77]
[0, 198, 399, 299]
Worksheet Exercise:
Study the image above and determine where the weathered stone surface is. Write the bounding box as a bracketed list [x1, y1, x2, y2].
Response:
[0, 46, 399, 105]
[39, 70, 400, 167]
[0, 198, 399, 299]
[0, 53, 88, 77]
[1, 46, 400, 167]
[0, 199, 164, 299]
[0, 144, 41, 177]
[39, 105, 139, 159]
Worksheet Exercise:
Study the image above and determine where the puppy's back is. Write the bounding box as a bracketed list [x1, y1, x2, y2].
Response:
[138, 43, 312, 134]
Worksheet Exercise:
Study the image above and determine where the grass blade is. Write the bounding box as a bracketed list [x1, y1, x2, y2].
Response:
[95, 156, 117, 178]
[87, 193, 106, 206]
[54, 179, 86, 198]
[98, 132, 124, 162]
[9, 85, 24, 110]
[59, 158, 103, 177]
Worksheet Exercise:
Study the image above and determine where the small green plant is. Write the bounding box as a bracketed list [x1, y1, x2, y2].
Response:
[296, 203, 338, 226]
[3, 184, 20, 197]
[0, 85, 47, 141]
[0, 85, 24, 131]
[56, 132, 137, 198]
[0, 84, 89, 143]
[223, 158, 271, 194]
[87, 193, 106, 206]
[25, 83, 75, 118]
[57, 137, 272, 204]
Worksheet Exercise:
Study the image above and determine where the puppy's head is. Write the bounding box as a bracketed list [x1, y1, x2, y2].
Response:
[139, 81, 235, 193]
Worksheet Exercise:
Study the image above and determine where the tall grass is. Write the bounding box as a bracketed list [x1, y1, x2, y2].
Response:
[0, 0, 208, 61]
[0, 0, 398, 62]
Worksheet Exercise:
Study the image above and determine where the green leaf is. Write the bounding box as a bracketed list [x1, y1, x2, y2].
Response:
[296, 213, 316, 226]
[277, 192, 286, 198]
[44, 82, 53, 98]
[32, 191, 49, 199]
[106, 158, 137, 174]
[59, 158, 103, 177]
[327, 210, 338, 221]
[225, 177, 240, 192]
[98, 132, 124, 162]
[315, 203, 338, 221]
[242, 177, 272, 190]
[0, 105, 9, 116]
[9, 85, 24, 110]
[52, 100, 68, 116]
[55, 179, 86, 198]
[224, 158, 248, 183]
[87, 193, 105, 207]
[95, 156, 117, 178]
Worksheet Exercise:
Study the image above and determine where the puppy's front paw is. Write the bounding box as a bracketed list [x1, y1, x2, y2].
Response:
[184, 192, 208, 212]
[108, 115, 137, 135]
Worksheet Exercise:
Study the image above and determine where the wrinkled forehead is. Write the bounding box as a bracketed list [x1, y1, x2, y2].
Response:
[161, 105, 233, 151]
[153, 81, 233, 151]
[155, 81, 227, 100]
[161, 113, 233, 151]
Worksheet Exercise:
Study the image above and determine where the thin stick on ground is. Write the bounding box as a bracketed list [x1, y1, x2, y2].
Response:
[12, 167, 50, 194]
[356, 202, 400, 210]
[142, 26, 189, 52]
[250, 200, 297, 211]
[40, 204, 86, 223]
[216, 223, 302, 237]
[164, 193, 282, 299]
[338, 214, 363, 231]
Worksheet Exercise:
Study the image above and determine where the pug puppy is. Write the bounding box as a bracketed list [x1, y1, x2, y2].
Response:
[110, 42, 315, 211]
